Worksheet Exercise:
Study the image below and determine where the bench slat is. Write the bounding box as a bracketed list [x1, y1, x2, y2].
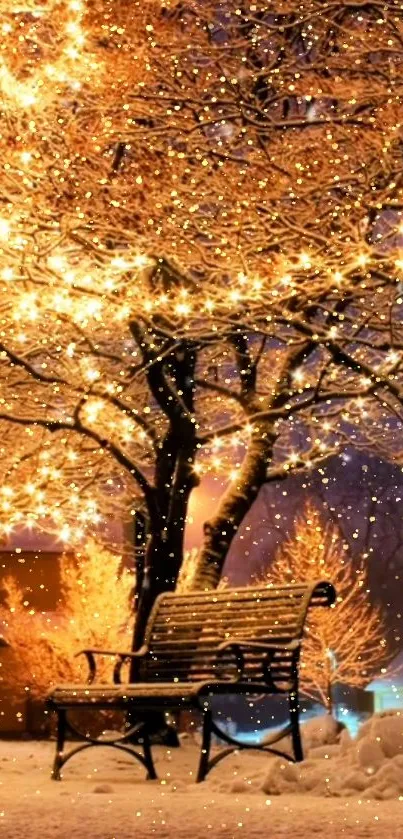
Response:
[151, 613, 302, 627]
[156, 599, 306, 617]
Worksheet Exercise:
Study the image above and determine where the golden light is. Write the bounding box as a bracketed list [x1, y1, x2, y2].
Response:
[292, 368, 304, 384]
[299, 252, 312, 270]
[48, 254, 67, 273]
[175, 301, 191, 316]
[0, 219, 11, 240]
[133, 254, 152, 269]
[83, 399, 105, 422]
[386, 350, 400, 365]
[111, 256, 131, 272]
[0, 0, 97, 112]
[0, 0, 401, 569]
[59, 524, 71, 542]
[24, 483, 37, 495]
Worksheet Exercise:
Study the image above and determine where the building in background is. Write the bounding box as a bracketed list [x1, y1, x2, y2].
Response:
[365, 652, 403, 713]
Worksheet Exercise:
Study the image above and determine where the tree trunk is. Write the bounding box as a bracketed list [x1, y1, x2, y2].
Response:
[192, 425, 276, 590]
[131, 529, 169, 652]
[326, 679, 334, 717]
[133, 511, 147, 610]
[129, 456, 198, 747]
[131, 338, 198, 645]
[129, 528, 182, 746]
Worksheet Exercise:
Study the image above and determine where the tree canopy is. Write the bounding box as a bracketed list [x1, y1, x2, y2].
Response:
[1, 2, 403, 625]
[268, 501, 391, 712]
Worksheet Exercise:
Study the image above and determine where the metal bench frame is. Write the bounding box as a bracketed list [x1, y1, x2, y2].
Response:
[47, 581, 335, 782]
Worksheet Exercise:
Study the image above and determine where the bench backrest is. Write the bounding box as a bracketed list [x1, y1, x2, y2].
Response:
[140, 581, 335, 688]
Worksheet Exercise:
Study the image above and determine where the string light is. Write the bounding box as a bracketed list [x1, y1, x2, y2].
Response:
[0, 0, 401, 554]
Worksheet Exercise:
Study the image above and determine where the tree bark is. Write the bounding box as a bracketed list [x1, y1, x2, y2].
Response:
[192, 424, 276, 590]
[130, 337, 198, 647]
[133, 511, 147, 610]
[326, 678, 334, 717]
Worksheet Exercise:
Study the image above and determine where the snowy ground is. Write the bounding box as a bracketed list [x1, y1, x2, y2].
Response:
[1, 715, 403, 839]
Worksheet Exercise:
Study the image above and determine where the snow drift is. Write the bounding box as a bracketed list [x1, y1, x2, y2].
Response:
[256, 711, 403, 799]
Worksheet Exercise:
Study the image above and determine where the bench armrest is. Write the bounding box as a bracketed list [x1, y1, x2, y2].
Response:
[75, 646, 149, 684]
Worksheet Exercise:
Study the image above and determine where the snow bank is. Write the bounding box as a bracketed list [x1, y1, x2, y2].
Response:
[2, 738, 403, 838]
[257, 711, 403, 799]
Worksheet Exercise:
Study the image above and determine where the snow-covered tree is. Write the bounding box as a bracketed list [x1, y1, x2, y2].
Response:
[1, 2, 403, 640]
[0, 540, 133, 700]
[267, 502, 391, 714]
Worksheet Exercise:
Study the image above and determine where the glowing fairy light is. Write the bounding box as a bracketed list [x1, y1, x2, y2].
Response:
[386, 350, 400, 366]
[111, 256, 130, 272]
[83, 399, 105, 422]
[299, 252, 312, 269]
[211, 437, 223, 450]
[175, 301, 191, 316]
[24, 483, 37, 495]
[20, 151, 33, 165]
[52, 292, 72, 313]
[84, 299, 103, 318]
[0, 219, 11, 240]
[15, 292, 39, 321]
[2, 524, 14, 536]
[59, 524, 71, 542]
[133, 254, 152, 269]
[85, 368, 101, 382]
[47, 254, 67, 273]
[292, 368, 304, 384]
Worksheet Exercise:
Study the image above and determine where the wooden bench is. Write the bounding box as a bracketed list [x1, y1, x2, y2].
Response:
[47, 580, 335, 782]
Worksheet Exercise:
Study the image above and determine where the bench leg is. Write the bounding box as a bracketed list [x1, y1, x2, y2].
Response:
[52, 709, 67, 780]
[289, 690, 303, 762]
[142, 726, 157, 780]
[196, 708, 213, 783]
